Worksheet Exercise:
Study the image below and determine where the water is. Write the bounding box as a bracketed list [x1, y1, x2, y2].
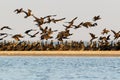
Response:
[0, 57, 120, 80]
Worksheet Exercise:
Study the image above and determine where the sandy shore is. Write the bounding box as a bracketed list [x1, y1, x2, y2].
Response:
[0, 51, 120, 57]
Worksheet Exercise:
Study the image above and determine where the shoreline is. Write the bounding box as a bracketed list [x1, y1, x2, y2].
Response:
[0, 51, 120, 57]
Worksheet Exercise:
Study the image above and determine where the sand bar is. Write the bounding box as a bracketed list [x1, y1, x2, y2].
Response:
[0, 51, 120, 57]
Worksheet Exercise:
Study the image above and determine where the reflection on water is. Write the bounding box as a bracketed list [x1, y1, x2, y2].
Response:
[0, 56, 120, 80]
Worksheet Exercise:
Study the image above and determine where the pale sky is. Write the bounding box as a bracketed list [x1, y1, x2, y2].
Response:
[0, 0, 120, 41]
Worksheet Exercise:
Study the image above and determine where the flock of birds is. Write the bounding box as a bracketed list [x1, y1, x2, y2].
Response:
[0, 8, 120, 50]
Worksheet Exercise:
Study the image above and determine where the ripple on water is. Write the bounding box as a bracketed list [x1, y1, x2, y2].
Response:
[0, 57, 120, 80]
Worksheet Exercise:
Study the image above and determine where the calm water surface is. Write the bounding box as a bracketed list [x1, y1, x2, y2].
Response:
[0, 56, 120, 80]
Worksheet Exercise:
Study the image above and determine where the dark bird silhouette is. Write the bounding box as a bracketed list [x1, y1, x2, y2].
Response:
[52, 18, 66, 23]
[89, 33, 98, 42]
[26, 31, 39, 38]
[82, 22, 96, 28]
[111, 30, 120, 40]
[56, 32, 64, 41]
[44, 15, 57, 24]
[40, 28, 57, 40]
[47, 28, 58, 35]
[0, 26, 12, 30]
[0, 33, 8, 36]
[64, 17, 78, 29]
[23, 9, 32, 18]
[91, 23, 97, 27]
[99, 35, 110, 42]
[63, 30, 73, 38]
[0, 35, 8, 41]
[41, 33, 53, 40]
[12, 34, 24, 41]
[32, 14, 46, 26]
[0, 33, 8, 40]
[56, 29, 72, 41]
[101, 28, 110, 35]
[63, 24, 72, 29]
[93, 15, 101, 21]
[73, 22, 83, 29]
[44, 15, 56, 18]
[65, 17, 78, 24]
[14, 8, 23, 14]
[40, 26, 48, 34]
[25, 29, 36, 34]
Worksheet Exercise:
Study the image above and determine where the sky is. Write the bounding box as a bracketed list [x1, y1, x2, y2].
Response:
[0, 0, 120, 41]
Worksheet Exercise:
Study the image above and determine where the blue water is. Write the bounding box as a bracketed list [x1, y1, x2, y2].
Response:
[0, 57, 120, 80]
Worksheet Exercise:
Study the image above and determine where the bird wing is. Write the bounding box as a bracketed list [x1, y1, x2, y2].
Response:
[14, 9, 18, 12]
[111, 30, 116, 34]
[25, 30, 32, 34]
[89, 33, 95, 38]
[72, 17, 78, 21]
[107, 35, 110, 40]
[0, 33, 7, 36]
[1, 26, 12, 30]
[12, 36, 20, 41]
[22, 10, 28, 15]
[33, 31, 39, 36]
[54, 18, 66, 22]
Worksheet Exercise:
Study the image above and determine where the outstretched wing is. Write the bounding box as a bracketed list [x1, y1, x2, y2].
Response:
[89, 33, 95, 38]
[111, 30, 116, 34]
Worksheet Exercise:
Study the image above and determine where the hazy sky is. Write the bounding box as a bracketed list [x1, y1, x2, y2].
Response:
[0, 0, 120, 41]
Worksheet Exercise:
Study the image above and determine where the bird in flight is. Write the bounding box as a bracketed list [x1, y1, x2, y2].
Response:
[25, 29, 36, 34]
[93, 15, 101, 21]
[99, 35, 111, 42]
[0, 35, 8, 41]
[0, 33, 9, 40]
[64, 17, 78, 29]
[101, 28, 110, 35]
[89, 33, 98, 42]
[111, 30, 120, 40]
[25, 31, 39, 38]
[52, 17, 66, 23]
[22, 9, 32, 18]
[44, 15, 57, 24]
[73, 22, 83, 29]
[82, 22, 97, 28]
[14, 8, 23, 14]
[40, 33, 53, 40]
[0, 26, 12, 30]
[12, 34, 24, 41]
[32, 14, 46, 26]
